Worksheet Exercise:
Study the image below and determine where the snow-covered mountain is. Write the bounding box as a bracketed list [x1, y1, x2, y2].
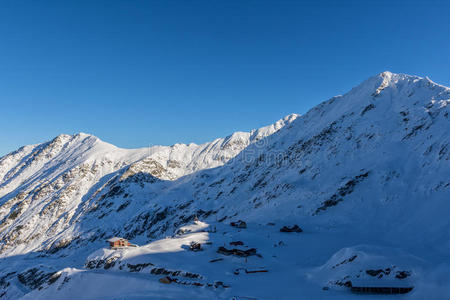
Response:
[0, 72, 449, 300]
[0, 114, 297, 256]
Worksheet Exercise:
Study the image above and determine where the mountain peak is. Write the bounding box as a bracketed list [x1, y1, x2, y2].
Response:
[50, 132, 99, 144]
[378, 70, 394, 78]
[346, 71, 447, 100]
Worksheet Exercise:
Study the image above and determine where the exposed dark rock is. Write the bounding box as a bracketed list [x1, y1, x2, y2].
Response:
[150, 267, 201, 279]
[189, 241, 202, 252]
[361, 103, 375, 116]
[116, 200, 130, 212]
[403, 123, 426, 140]
[315, 171, 369, 214]
[85, 259, 102, 269]
[48, 272, 61, 285]
[127, 263, 154, 272]
[104, 256, 119, 269]
[0, 272, 15, 290]
[47, 238, 73, 254]
[280, 225, 303, 233]
[105, 185, 124, 198]
[196, 209, 217, 218]
[395, 270, 411, 279]
[159, 276, 173, 284]
[213, 281, 230, 288]
[209, 178, 225, 187]
[332, 255, 357, 268]
[230, 220, 247, 229]
[333, 279, 352, 287]
[229, 241, 244, 246]
[18, 268, 56, 290]
[365, 268, 394, 277]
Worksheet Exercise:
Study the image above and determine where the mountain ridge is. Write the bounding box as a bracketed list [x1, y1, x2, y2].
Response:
[0, 113, 299, 256]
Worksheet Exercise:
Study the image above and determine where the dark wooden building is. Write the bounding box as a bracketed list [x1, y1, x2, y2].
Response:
[350, 279, 413, 294]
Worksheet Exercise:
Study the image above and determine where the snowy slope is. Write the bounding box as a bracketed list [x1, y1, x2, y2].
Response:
[0, 72, 449, 300]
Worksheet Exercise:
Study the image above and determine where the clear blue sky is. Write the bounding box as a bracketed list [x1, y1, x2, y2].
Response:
[1, 0, 449, 155]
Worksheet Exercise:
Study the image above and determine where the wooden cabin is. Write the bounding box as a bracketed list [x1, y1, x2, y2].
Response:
[107, 237, 131, 248]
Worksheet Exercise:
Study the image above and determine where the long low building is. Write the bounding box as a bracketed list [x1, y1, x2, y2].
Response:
[350, 279, 414, 294]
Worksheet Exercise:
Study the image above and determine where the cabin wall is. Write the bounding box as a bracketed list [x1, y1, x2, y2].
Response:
[109, 240, 129, 248]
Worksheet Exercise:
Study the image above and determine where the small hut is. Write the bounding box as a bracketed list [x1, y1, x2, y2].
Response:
[107, 237, 131, 248]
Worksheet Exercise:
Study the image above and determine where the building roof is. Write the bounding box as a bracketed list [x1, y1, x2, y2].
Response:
[350, 278, 413, 288]
[107, 237, 126, 242]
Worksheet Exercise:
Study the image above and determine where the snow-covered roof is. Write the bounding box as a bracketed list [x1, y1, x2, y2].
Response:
[107, 237, 126, 242]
